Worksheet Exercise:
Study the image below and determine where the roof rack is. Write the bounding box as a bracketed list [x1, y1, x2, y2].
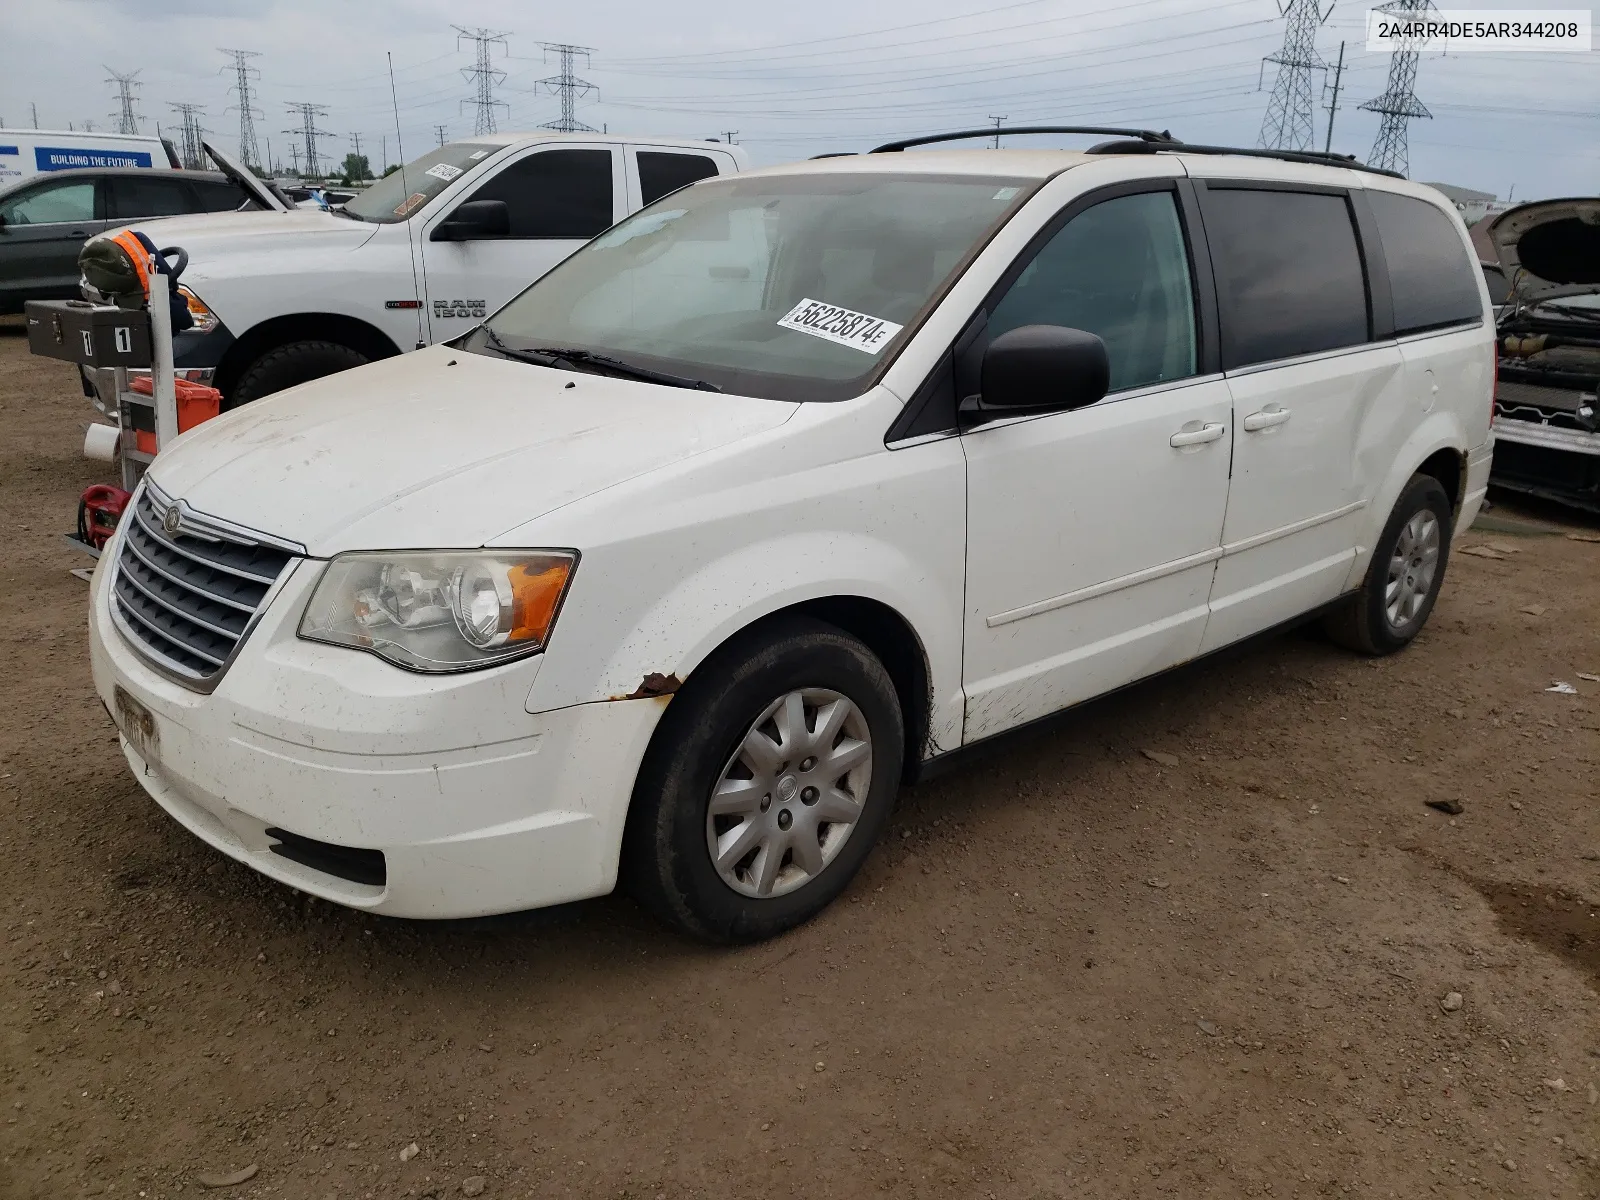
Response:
[1090, 139, 1404, 179]
[863, 125, 1403, 179]
[870, 126, 1177, 153]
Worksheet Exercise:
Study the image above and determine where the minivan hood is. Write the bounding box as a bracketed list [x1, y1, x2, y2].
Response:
[144, 346, 798, 555]
[1486, 197, 1600, 305]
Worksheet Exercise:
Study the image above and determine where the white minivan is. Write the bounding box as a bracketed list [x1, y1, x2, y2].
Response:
[87, 130, 1495, 942]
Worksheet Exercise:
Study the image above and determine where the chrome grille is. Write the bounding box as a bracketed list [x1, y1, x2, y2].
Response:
[109, 484, 299, 688]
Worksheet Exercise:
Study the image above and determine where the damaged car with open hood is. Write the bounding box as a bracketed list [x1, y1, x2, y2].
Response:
[1487, 198, 1600, 512]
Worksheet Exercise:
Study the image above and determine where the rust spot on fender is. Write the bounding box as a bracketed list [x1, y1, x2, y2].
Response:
[615, 672, 682, 701]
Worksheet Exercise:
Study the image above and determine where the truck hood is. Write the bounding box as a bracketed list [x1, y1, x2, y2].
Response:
[123, 208, 379, 271]
[144, 346, 798, 555]
[1486, 197, 1600, 306]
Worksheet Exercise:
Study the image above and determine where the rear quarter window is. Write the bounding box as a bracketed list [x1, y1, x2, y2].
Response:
[638, 152, 720, 206]
[1368, 190, 1484, 334]
[1202, 186, 1370, 370]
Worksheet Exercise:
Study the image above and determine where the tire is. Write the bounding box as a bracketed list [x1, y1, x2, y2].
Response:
[622, 616, 904, 944]
[1323, 473, 1453, 655]
[228, 340, 370, 407]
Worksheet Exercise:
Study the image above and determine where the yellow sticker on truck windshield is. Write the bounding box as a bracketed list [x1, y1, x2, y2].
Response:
[777, 298, 904, 355]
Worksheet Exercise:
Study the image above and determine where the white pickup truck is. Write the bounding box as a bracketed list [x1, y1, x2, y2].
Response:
[91, 134, 748, 407]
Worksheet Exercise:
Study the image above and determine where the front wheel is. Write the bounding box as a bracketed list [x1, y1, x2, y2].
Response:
[228, 340, 370, 407]
[622, 617, 904, 943]
[1323, 473, 1453, 655]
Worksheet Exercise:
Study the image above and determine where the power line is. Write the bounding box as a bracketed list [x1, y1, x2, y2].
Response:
[1361, 0, 1433, 176]
[435, 123, 449, 147]
[284, 101, 335, 178]
[221, 49, 263, 169]
[455, 26, 510, 135]
[718, 130, 739, 144]
[1321, 39, 1347, 153]
[988, 114, 1007, 148]
[1257, 0, 1330, 151]
[538, 43, 597, 133]
[169, 102, 208, 169]
[105, 67, 143, 134]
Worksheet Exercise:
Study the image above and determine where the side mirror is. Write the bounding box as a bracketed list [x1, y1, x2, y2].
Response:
[977, 324, 1110, 414]
[430, 200, 510, 242]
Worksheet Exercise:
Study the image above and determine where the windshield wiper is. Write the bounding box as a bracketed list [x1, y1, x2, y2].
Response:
[527, 346, 722, 392]
[479, 330, 722, 391]
[479, 326, 563, 367]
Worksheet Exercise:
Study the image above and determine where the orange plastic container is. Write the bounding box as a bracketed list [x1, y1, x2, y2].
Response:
[129, 376, 221, 455]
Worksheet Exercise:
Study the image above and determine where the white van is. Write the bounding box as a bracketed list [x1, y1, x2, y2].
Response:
[90, 135, 748, 407]
[87, 129, 1495, 943]
[0, 129, 178, 187]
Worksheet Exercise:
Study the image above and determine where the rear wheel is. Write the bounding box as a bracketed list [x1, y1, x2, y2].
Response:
[623, 617, 903, 943]
[228, 340, 369, 407]
[1323, 473, 1453, 655]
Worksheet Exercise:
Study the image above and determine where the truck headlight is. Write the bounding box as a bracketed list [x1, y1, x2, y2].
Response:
[178, 286, 220, 334]
[298, 550, 576, 672]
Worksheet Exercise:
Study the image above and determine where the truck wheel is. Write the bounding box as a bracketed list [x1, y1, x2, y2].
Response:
[622, 616, 904, 944]
[1323, 473, 1453, 655]
[228, 340, 369, 407]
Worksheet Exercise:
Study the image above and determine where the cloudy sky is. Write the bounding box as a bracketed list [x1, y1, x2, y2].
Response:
[3, 0, 1595, 199]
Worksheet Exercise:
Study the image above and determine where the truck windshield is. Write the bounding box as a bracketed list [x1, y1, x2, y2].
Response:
[343, 142, 502, 223]
[473, 172, 1036, 402]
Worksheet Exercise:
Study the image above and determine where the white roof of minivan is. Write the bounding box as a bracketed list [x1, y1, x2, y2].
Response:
[737, 146, 1414, 192]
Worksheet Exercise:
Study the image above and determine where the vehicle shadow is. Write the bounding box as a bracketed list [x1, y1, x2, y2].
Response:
[159, 613, 1351, 991]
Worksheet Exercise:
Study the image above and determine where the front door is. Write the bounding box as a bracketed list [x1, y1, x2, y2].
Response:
[1194, 183, 1405, 653]
[0, 176, 115, 310]
[961, 186, 1233, 742]
[419, 144, 625, 341]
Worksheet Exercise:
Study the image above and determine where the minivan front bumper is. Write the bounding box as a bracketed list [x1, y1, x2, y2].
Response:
[87, 544, 663, 918]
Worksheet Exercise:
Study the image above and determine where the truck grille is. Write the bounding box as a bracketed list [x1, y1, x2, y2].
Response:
[109, 485, 298, 688]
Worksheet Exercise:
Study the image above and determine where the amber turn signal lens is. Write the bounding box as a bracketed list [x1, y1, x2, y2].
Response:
[507, 561, 572, 645]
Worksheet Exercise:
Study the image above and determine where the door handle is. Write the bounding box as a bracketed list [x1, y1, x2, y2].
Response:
[1243, 405, 1292, 432]
[1169, 422, 1226, 448]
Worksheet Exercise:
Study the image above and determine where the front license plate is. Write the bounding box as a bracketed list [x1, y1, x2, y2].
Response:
[113, 685, 159, 765]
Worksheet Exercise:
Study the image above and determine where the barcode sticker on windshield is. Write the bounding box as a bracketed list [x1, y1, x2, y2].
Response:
[425, 162, 464, 181]
[777, 298, 904, 355]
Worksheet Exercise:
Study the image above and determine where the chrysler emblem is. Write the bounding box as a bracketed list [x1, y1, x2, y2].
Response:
[162, 505, 183, 536]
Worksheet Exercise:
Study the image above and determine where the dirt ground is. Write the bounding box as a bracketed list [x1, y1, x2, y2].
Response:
[1, 327, 1598, 1200]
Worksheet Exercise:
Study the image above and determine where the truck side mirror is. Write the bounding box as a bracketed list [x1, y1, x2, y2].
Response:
[431, 200, 510, 242]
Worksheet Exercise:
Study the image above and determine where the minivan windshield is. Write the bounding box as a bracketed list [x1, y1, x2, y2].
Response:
[472, 173, 1036, 401]
[343, 142, 502, 223]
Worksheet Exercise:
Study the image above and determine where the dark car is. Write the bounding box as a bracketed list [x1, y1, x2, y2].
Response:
[1485, 198, 1600, 513]
[0, 168, 261, 314]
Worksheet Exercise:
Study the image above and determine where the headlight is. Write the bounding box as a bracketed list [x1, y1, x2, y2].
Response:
[298, 550, 576, 672]
[178, 286, 220, 334]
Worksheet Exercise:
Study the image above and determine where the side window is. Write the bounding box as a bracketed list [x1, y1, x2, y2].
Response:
[637, 152, 719, 206]
[988, 190, 1197, 393]
[459, 148, 613, 239]
[0, 180, 96, 225]
[1203, 187, 1369, 369]
[108, 176, 195, 219]
[1368, 190, 1484, 334]
[193, 181, 249, 212]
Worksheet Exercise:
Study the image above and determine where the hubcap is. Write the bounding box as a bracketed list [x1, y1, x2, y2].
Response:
[1384, 509, 1441, 630]
[706, 688, 872, 899]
